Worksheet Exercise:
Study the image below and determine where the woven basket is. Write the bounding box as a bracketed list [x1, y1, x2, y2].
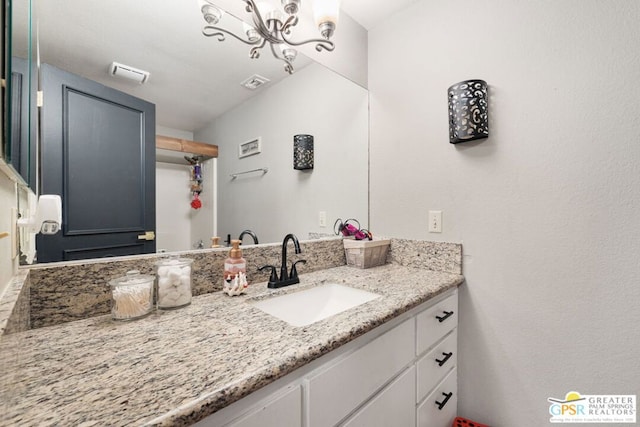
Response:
[343, 238, 390, 269]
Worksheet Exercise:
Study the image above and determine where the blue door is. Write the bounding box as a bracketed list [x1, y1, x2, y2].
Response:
[37, 63, 156, 262]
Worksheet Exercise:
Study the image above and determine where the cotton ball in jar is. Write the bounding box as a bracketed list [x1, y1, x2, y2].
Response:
[158, 277, 172, 292]
[157, 266, 170, 277]
[180, 274, 190, 287]
[174, 293, 191, 307]
[168, 268, 181, 282]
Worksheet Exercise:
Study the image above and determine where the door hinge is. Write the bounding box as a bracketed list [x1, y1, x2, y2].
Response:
[37, 90, 44, 107]
[137, 231, 155, 241]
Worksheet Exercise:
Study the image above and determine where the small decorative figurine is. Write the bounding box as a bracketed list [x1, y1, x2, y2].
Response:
[223, 271, 249, 296]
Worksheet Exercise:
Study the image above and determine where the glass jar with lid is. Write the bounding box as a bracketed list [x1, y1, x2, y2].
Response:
[155, 256, 193, 309]
[108, 270, 155, 321]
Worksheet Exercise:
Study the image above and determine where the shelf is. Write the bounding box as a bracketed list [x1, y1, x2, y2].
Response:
[156, 135, 218, 164]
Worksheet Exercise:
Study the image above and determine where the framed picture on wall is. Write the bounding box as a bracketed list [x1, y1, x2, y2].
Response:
[238, 137, 261, 158]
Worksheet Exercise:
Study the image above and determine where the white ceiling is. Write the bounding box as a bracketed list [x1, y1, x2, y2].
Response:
[342, 0, 421, 30]
[13, 1, 416, 133]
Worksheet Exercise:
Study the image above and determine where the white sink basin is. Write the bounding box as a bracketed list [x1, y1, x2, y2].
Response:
[251, 283, 381, 327]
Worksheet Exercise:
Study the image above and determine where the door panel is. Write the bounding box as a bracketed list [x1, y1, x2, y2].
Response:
[63, 243, 146, 261]
[10, 57, 36, 187]
[37, 63, 155, 262]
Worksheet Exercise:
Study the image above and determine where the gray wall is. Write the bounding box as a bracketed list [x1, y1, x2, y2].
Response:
[196, 63, 369, 244]
[368, 0, 640, 425]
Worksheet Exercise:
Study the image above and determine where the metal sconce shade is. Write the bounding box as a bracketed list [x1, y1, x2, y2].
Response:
[293, 134, 314, 170]
[448, 79, 489, 144]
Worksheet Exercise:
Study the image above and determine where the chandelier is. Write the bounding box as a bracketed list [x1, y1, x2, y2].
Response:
[198, 0, 340, 74]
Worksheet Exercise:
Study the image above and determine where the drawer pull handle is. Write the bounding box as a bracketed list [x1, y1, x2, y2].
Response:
[435, 310, 454, 322]
[435, 351, 453, 367]
[435, 392, 453, 410]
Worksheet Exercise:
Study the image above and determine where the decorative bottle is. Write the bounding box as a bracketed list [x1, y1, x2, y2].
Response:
[223, 239, 247, 295]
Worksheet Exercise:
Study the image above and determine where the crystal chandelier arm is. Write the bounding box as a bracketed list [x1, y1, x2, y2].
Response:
[202, 25, 261, 46]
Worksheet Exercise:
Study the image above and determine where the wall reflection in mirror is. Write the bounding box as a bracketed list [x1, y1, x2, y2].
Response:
[8, 0, 368, 264]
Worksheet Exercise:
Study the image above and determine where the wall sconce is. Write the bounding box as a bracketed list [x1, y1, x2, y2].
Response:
[448, 79, 489, 144]
[293, 134, 314, 170]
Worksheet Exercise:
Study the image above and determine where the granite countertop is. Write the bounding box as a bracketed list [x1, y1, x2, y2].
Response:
[0, 264, 464, 427]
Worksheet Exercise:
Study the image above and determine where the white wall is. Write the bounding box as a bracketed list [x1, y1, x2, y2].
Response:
[155, 162, 193, 252]
[155, 126, 215, 251]
[0, 167, 18, 295]
[196, 62, 368, 244]
[368, 1, 640, 425]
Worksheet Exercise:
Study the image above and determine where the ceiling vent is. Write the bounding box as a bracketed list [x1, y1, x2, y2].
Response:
[109, 62, 150, 84]
[240, 74, 270, 90]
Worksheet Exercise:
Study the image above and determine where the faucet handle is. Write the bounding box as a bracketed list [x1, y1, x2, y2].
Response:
[290, 260, 307, 280]
[258, 265, 278, 284]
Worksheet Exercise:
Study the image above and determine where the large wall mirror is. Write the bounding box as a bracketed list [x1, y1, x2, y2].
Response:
[10, 0, 368, 264]
[3, 0, 37, 187]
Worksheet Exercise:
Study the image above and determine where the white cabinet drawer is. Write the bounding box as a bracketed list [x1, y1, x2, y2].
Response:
[416, 329, 457, 403]
[342, 366, 416, 427]
[306, 318, 415, 427]
[416, 291, 458, 355]
[417, 368, 457, 427]
[227, 385, 302, 427]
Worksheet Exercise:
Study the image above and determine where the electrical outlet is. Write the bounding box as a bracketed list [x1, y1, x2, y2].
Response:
[428, 210, 442, 233]
[319, 211, 327, 227]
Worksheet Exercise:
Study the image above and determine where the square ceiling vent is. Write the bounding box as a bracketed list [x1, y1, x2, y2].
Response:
[240, 74, 270, 90]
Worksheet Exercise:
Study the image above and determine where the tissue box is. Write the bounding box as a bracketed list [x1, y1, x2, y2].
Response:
[343, 238, 390, 269]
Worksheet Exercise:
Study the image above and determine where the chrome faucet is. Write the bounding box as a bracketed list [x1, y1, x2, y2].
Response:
[238, 229, 259, 244]
[258, 233, 306, 288]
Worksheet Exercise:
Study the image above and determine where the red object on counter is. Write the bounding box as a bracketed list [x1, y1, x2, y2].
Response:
[452, 417, 490, 427]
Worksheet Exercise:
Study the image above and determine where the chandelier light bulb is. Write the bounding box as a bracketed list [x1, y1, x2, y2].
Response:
[257, 1, 283, 23]
[198, 0, 224, 24]
[280, 44, 298, 62]
[281, 0, 300, 15]
[313, 0, 340, 38]
[242, 22, 261, 42]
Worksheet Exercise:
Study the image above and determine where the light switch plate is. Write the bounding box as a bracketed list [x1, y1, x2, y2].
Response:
[428, 210, 442, 233]
[319, 211, 327, 227]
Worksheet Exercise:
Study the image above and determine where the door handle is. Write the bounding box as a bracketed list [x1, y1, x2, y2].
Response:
[137, 231, 156, 241]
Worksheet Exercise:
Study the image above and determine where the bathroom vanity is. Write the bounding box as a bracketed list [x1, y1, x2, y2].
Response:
[0, 239, 464, 426]
[196, 287, 459, 427]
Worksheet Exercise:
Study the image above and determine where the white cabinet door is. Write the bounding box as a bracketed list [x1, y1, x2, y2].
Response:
[307, 318, 415, 427]
[343, 366, 416, 427]
[228, 385, 301, 427]
[195, 385, 302, 427]
[417, 368, 457, 427]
